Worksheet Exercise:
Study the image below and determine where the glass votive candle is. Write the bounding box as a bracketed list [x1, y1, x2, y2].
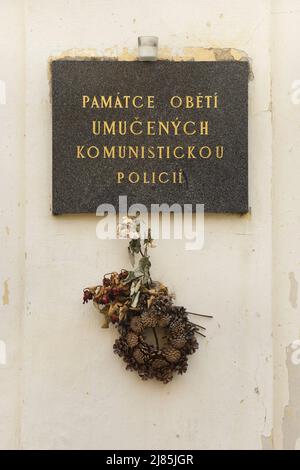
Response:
[138, 36, 158, 61]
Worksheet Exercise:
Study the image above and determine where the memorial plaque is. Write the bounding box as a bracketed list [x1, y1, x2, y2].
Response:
[52, 60, 248, 214]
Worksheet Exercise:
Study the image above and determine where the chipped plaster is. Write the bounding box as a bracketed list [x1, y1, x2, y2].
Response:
[2, 280, 9, 306]
[261, 432, 273, 450]
[282, 344, 300, 449]
[288, 272, 298, 309]
[49, 45, 249, 62]
[48, 46, 252, 102]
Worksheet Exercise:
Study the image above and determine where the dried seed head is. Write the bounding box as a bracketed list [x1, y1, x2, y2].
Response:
[126, 331, 139, 348]
[130, 316, 144, 334]
[163, 346, 181, 364]
[170, 335, 187, 350]
[141, 311, 158, 328]
[152, 358, 169, 369]
[133, 347, 145, 364]
[157, 314, 172, 328]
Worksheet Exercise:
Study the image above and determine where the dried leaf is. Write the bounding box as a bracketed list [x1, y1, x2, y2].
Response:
[130, 279, 142, 296]
[99, 304, 110, 315]
[131, 291, 140, 309]
[123, 270, 143, 285]
[129, 238, 141, 254]
[108, 302, 120, 317]
[101, 317, 110, 328]
[138, 256, 151, 273]
[119, 305, 129, 322]
[147, 295, 155, 309]
[128, 248, 135, 267]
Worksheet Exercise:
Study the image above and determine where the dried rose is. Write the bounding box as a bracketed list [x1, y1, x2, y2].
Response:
[83, 289, 93, 304]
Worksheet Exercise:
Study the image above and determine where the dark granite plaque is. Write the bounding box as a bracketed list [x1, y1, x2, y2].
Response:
[52, 60, 248, 214]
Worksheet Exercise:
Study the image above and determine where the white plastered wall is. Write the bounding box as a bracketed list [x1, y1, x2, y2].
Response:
[0, 0, 25, 450]
[272, 0, 300, 451]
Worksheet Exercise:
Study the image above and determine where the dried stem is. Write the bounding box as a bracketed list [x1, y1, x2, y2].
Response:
[187, 312, 213, 319]
[190, 321, 206, 330]
[196, 331, 206, 338]
[152, 327, 159, 349]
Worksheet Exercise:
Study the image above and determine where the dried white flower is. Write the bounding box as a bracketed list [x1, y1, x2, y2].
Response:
[117, 216, 140, 240]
